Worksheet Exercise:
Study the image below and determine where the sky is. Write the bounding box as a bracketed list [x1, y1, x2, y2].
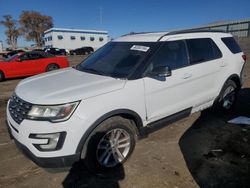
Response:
[0, 0, 250, 47]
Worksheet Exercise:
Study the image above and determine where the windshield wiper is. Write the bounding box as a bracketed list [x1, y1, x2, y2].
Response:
[82, 67, 106, 76]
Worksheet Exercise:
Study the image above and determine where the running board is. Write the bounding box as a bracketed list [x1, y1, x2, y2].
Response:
[140, 108, 192, 137]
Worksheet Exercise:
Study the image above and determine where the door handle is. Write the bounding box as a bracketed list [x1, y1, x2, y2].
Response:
[182, 73, 192, 79]
[220, 61, 227, 67]
[220, 64, 227, 67]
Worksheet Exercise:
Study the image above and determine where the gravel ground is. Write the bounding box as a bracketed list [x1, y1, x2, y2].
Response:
[0, 54, 249, 188]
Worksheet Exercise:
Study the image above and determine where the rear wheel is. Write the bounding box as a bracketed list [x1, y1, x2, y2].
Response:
[83, 116, 136, 173]
[46, 64, 59, 72]
[214, 80, 238, 112]
[0, 71, 4, 81]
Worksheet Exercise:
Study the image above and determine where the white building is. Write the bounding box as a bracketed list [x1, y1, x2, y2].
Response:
[43, 28, 109, 50]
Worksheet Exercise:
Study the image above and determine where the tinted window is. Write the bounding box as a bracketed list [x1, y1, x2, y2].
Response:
[20, 53, 44, 61]
[29, 53, 43, 60]
[71, 36, 76, 40]
[81, 36, 85, 41]
[221, 37, 242, 54]
[20, 54, 29, 61]
[187, 38, 219, 64]
[150, 40, 188, 70]
[76, 42, 155, 78]
[99, 37, 104, 42]
[90, 37, 95, 41]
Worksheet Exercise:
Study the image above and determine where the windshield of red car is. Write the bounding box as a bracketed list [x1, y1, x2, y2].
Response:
[5, 54, 20, 62]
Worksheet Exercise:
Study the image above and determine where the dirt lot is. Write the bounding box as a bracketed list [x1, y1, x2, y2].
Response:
[0, 54, 250, 188]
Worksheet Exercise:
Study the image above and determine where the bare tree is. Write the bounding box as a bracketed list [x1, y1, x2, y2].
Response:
[0, 15, 20, 49]
[19, 11, 53, 47]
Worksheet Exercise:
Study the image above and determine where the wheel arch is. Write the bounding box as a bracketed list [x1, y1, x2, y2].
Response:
[0, 69, 5, 80]
[213, 74, 241, 107]
[225, 74, 241, 92]
[75, 109, 144, 156]
[46, 63, 60, 71]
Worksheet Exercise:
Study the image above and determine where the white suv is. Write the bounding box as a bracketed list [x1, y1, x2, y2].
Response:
[6, 30, 246, 172]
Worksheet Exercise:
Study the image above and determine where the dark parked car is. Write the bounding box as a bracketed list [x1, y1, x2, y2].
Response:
[3, 50, 25, 59]
[45, 48, 67, 56]
[70, 47, 94, 55]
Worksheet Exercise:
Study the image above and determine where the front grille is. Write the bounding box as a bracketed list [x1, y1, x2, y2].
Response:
[8, 93, 32, 124]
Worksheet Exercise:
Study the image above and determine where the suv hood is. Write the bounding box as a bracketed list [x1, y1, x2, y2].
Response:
[15, 68, 126, 104]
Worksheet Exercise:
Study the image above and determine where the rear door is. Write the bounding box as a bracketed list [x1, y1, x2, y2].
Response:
[144, 38, 223, 123]
[184, 38, 223, 111]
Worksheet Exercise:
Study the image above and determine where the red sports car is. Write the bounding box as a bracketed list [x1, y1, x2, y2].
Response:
[0, 51, 69, 81]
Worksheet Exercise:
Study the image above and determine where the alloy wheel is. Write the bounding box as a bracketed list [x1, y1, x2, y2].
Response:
[222, 85, 236, 110]
[96, 128, 131, 167]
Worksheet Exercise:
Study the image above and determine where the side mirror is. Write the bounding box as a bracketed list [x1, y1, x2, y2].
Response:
[16, 58, 22, 62]
[149, 66, 172, 77]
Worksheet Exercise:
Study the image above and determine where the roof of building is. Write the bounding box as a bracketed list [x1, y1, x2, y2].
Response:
[195, 18, 250, 28]
[44, 28, 108, 35]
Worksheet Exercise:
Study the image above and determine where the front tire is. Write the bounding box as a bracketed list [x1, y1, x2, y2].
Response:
[83, 116, 136, 173]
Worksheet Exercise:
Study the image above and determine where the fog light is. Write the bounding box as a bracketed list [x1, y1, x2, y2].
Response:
[29, 132, 66, 151]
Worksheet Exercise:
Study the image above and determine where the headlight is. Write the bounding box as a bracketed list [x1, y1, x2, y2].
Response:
[27, 101, 80, 122]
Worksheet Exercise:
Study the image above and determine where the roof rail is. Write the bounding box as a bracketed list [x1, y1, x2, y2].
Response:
[167, 29, 227, 35]
[157, 29, 227, 41]
[121, 31, 162, 37]
[121, 29, 227, 41]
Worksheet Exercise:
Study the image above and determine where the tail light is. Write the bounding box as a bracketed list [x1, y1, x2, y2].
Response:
[242, 54, 247, 62]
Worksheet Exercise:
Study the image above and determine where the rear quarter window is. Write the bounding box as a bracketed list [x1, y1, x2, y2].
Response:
[186, 38, 222, 65]
[221, 37, 242, 54]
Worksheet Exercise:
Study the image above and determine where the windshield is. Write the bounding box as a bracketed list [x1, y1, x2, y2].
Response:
[76, 42, 155, 78]
[5, 54, 20, 62]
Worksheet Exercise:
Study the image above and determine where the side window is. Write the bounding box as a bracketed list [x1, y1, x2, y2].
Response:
[99, 37, 104, 42]
[186, 38, 217, 65]
[28, 54, 43, 60]
[150, 40, 188, 70]
[221, 37, 242, 54]
[58, 35, 63, 40]
[48, 36, 52, 41]
[19, 54, 29, 61]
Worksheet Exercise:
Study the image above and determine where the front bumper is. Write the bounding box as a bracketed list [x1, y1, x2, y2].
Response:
[6, 120, 80, 168]
[6, 100, 91, 168]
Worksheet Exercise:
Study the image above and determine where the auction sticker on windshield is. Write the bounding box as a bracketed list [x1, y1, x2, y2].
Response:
[130, 45, 150, 52]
